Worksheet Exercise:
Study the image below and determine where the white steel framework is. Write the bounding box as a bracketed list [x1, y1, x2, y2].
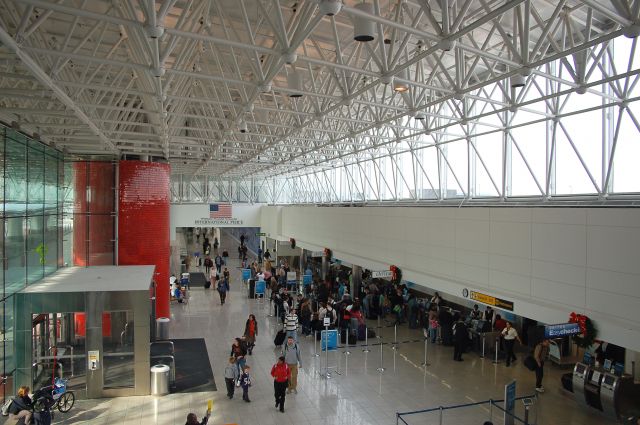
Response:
[1, 1, 640, 204]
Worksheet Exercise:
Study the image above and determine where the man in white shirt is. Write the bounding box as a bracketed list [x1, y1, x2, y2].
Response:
[501, 321, 523, 367]
[285, 309, 299, 341]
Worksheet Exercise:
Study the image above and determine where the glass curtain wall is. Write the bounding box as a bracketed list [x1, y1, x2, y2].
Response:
[1, 123, 66, 399]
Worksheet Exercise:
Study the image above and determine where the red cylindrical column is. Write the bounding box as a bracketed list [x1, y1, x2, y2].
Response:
[73, 162, 115, 266]
[117, 160, 171, 318]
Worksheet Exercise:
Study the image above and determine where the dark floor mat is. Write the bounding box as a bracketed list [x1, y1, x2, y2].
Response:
[170, 338, 217, 393]
[189, 272, 208, 287]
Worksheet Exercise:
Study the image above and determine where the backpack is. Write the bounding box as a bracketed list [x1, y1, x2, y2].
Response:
[1, 398, 13, 416]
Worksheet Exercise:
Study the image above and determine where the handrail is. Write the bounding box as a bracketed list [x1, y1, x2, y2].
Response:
[396, 394, 536, 416]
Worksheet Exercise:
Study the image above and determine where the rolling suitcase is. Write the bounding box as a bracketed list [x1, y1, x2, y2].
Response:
[274, 330, 286, 347]
[204, 280, 211, 289]
[358, 324, 367, 340]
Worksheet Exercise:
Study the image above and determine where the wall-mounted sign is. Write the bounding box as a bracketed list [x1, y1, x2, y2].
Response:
[88, 350, 100, 371]
[371, 270, 393, 279]
[311, 251, 324, 257]
[255, 232, 266, 236]
[469, 290, 514, 311]
[544, 323, 581, 339]
[194, 203, 244, 225]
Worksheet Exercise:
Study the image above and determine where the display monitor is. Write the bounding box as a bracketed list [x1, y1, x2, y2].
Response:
[603, 375, 616, 386]
[603, 359, 612, 371]
[575, 363, 586, 375]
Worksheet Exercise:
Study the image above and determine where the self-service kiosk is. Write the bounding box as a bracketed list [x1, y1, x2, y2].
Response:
[572, 362, 589, 406]
[601, 372, 640, 420]
[584, 368, 604, 411]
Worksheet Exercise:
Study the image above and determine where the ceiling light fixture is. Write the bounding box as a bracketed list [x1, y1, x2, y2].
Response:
[288, 71, 303, 98]
[353, 3, 375, 42]
[319, 0, 342, 16]
[393, 69, 409, 92]
[510, 74, 525, 88]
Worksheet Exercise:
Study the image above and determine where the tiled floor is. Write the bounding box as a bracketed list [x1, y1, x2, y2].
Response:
[44, 230, 618, 425]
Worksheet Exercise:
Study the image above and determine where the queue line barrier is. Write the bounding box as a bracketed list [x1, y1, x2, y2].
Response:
[396, 394, 538, 425]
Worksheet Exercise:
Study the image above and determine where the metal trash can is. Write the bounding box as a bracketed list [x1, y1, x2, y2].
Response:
[150, 364, 170, 396]
[156, 317, 170, 340]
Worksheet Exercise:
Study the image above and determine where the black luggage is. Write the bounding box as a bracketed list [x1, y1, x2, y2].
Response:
[204, 280, 211, 289]
[358, 324, 367, 340]
[274, 330, 286, 346]
[348, 332, 357, 345]
[367, 329, 376, 338]
[340, 330, 347, 344]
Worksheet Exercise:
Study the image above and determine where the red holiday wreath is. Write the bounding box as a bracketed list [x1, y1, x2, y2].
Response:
[323, 248, 332, 260]
[390, 265, 402, 285]
[569, 312, 597, 348]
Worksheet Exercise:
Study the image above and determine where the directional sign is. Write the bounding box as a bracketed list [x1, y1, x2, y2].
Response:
[372, 270, 393, 278]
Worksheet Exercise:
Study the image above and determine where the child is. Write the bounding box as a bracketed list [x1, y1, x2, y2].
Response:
[224, 357, 238, 399]
[240, 365, 252, 402]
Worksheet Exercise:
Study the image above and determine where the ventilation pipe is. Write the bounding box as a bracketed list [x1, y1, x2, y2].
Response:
[353, 3, 375, 42]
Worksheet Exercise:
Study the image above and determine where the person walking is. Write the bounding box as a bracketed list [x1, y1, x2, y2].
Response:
[452, 314, 469, 361]
[534, 339, 551, 393]
[231, 338, 247, 376]
[240, 365, 252, 402]
[501, 321, 523, 367]
[284, 309, 299, 341]
[271, 356, 290, 412]
[283, 336, 302, 394]
[214, 254, 223, 274]
[217, 277, 229, 305]
[224, 357, 239, 399]
[243, 314, 258, 355]
[203, 255, 213, 275]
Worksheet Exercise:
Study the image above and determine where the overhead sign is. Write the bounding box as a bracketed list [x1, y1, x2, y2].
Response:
[255, 232, 266, 236]
[372, 270, 393, 279]
[470, 290, 514, 311]
[311, 251, 324, 257]
[544, 323, 581, 339]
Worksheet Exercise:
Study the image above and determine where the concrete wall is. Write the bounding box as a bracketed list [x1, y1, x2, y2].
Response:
[261, 205, 640, 352]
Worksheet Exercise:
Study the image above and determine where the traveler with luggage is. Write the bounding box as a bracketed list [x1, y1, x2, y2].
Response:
[283, 336, 302, 393]
[203, 256, 213, 275]
[501, 321, 523, 367]
[284, 309, 299, 341]
[533, 339, 551, 393]
[214, 255, 223, 274]
[271, 356, 290, 413]
[243, 314, 258, 355]
[217, 277, 229, 305]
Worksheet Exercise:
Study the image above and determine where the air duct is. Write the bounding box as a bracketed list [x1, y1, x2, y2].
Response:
[353, 3, 375, 42]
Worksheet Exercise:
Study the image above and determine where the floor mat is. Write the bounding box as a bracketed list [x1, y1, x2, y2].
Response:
[170, 338, 217, 393]
[188, 272, 208, 287]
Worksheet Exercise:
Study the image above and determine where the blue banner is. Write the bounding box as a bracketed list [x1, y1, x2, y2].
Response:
[302, 274, 312, 286]
[255, 280, 265, 295]
[321, 330, 338, 351]
[544, 323, 581, 338]
[241, 268, 251, 280]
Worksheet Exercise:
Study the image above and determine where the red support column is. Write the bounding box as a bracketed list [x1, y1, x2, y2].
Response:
[118, 161, 171, 318]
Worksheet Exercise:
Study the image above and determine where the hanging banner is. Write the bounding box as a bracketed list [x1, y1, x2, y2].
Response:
[371, 270, 393, 278]
[470, 290, 514, 311]
[544, 323, 581, 338]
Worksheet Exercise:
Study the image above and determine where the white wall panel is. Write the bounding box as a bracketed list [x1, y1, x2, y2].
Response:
[263, 205, 640, 351]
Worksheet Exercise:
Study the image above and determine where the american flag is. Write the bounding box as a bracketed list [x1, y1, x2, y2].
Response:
[210, 203, 232, 218]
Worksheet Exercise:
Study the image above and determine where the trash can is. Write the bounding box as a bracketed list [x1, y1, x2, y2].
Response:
[156, 317, 170, 340]
[150, 364, 170, 396]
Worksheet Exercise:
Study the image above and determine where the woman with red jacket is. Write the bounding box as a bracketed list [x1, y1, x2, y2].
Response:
[271, 356, 290, 412]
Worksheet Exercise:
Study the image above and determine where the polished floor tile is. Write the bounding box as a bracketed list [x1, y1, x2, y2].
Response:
[46, 230, 618, 425]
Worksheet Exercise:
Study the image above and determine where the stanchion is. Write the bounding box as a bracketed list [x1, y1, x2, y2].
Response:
[492, 337, 500, 364]
[362, 325, 370, 353]
[313, 331, 319, 357]
[438, 406, 444, 425]
[376, 337, 385, 373]
[342, 329, 351, 355]
[421, 338, 430, 367]
[324, 326, 331, 379]
[481, 335, 486, 358]
[391, 324, 398, 350]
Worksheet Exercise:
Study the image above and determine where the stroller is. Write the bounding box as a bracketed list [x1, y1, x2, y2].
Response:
[30, 386, 56, 425]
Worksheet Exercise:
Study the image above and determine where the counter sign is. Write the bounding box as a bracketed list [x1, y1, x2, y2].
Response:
[470, 290, 514, 311]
